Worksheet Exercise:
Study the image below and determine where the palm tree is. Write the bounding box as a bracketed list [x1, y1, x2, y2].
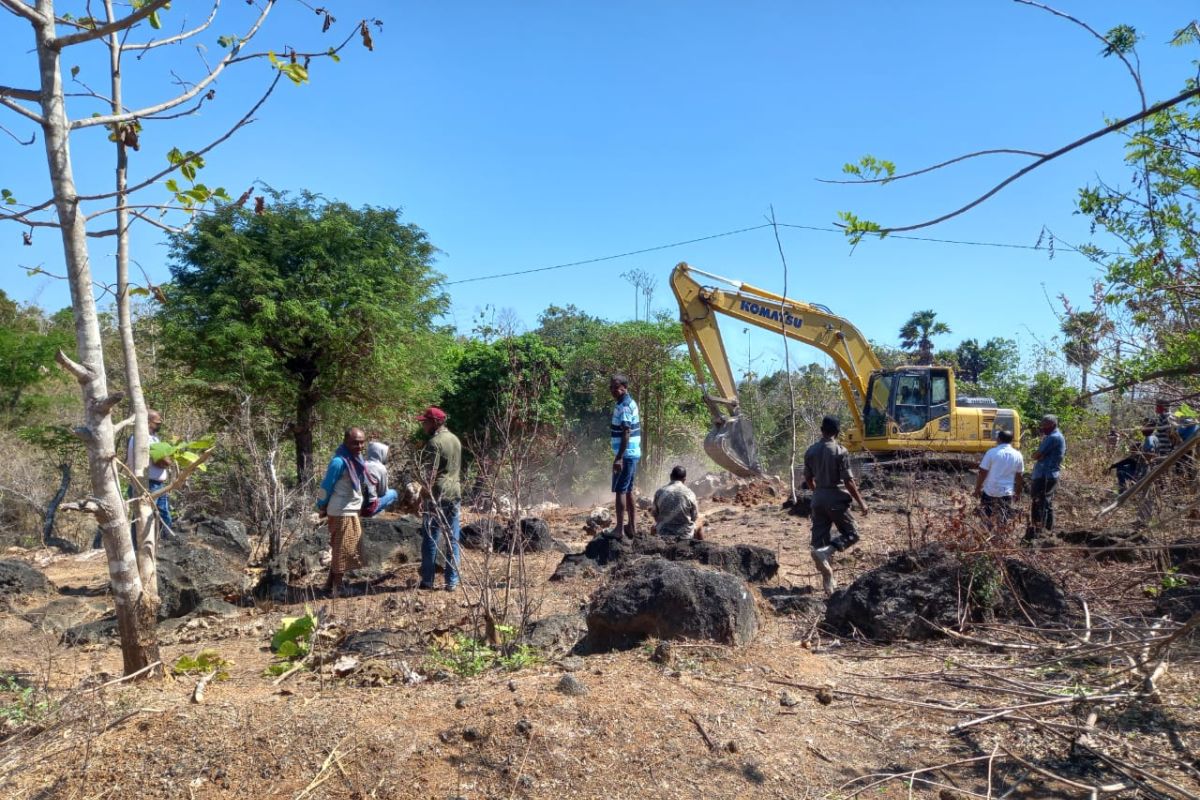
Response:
[899, 310, 951, 366]
[1061, 310, 1112, 394]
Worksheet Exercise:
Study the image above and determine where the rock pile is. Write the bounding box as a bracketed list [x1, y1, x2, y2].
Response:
[552, 533, 778, 584]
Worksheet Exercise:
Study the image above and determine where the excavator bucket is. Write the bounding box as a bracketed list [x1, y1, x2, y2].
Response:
[704, 414, 762, 477]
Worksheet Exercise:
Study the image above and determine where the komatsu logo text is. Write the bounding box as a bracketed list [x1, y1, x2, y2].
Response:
[740, 300, 802, 329]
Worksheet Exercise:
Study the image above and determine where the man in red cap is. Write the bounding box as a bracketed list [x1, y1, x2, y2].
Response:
[416, 407, 462, 591]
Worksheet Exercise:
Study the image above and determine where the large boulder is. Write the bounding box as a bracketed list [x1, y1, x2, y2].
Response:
[157, 518, 251, 619]
[551, 534, 777, 583]
[461, 517, 565, 554]
[0, 559, 49, 597]
[259, 514, 429, 600]
[1155, 586, 1200, 622]
[825, 545, 1069, 642]
[586, 557, 758, 650]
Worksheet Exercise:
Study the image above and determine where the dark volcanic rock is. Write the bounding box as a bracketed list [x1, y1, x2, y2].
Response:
[1167, 538, 1200, 575]
[157, 519, 250, 619]
[1155, 586, 1200, 621]
[0, 559, 49, 597]
[760, 586, 825, 617]
[1053, 529, 1149, 562]
[552, 534, 777, 583]
[586, 557, 758, 650]
[460, 520, 498, 551]
[338, 628, 410, 658]
[62, 616, 118, 647]
[358, 515, 423, 568]
[825, 545, 1069, 642]
[521, 612, 587, 654]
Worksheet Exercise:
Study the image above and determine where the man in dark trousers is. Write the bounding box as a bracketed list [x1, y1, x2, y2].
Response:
[1027, 413, 1066, 540]
[804, 415, 869, 594]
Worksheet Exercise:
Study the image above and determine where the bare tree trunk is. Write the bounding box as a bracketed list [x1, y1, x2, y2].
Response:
[34, 0, 159, 675]
[294, 391, 317, 485]
[106, 0, 160, 614]
[42, 462, 74, 551]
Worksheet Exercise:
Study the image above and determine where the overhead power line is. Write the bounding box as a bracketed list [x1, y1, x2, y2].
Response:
[439, 220, 1094, 287]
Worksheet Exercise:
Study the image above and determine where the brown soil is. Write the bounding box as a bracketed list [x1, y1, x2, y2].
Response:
[0, 481, 1197, 799]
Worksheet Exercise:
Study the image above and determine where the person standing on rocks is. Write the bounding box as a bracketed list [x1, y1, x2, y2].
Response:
[1027, 414, 1066, 540]
[973, 429, 1024, 530]
[416, 407, 462, 592]
[315, 427, 368, 595]
[652, 465, 704, 539]
[609, 374, 642, 539]
[804, 415, 869, 594]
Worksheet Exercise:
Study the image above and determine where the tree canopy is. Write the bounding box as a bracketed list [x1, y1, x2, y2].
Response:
[159, 192, 450, 482]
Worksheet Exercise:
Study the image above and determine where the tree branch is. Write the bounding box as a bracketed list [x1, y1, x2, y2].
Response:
[55, 349, 93, 384]
[0, 84, 39, 102]
[0, 121, 35, 145]
[0, 94, 46, 125]
[0, 0, 42, 24]
[122, 0, 221, 51]
[71, 1, 274, 130]
[859, 85, 1200, 236]
[819, 148, 1046, 185]
[46, 0, 172, 49]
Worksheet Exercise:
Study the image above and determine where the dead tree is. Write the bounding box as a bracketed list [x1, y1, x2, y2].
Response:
[0, 0, 378, 675]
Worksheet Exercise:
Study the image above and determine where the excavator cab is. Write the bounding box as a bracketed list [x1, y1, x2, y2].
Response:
[862, 369, 953, 439]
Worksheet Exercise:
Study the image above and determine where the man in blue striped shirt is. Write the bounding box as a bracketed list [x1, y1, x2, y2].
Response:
[609, 374, 641, 539]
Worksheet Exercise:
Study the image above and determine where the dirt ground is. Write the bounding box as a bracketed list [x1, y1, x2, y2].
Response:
[1, 473, 1198, 799]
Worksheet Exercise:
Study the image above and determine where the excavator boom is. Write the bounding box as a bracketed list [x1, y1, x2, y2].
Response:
[671, 262, 881, 475]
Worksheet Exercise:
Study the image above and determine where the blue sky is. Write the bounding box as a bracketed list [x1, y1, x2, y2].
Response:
[2, 1, 1198, 377]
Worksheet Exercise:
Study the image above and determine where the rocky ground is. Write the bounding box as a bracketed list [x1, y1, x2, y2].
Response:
[0, 470, 1198, 799]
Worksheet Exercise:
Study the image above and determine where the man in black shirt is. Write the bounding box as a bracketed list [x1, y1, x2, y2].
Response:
[804, 416, 869, 594]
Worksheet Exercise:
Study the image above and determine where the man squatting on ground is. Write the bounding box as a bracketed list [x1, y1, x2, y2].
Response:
[315, 427, 368, 595]
[652, 465, 704, 539]
[973, 429, 1024, 528]
[416, 407, 463, 592]
[609, 374, 641, 539]
[1028, 413, 1066, 539]
[804, 415, 869, 594]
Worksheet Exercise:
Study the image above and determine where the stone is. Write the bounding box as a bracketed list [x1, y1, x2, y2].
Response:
[585, 557, 759, 650]
[779, 691, 800, 707]
[1053, 529, 1149, 562]
[558, 656, 585, 672]
[515, 718, 533, 736]
[650, 641, 673, 665]
[493, 517, 564, 554]
[455, 695, 472, 710]
[157, 520, 251, 620]
[337, 628, 409, 658]
[1155, 586, 1200, 621]
[357, 515, 424, 568]
[825, 545, 1070, 642]
[460, 520, 497, 551]
[520, 613, 587, 654]
[0, 560, 49, 597]
[583, 506, 613, 535]
[550, 534, 778, 583]
[332, 655, 360, 677]
[556, 673, 588, 696]
[61, 616, 118, 647]
[21, 596, 108, 633]
[760, 586, 825, 618]
[688, 474, 724, 500]
[191, 598, 241, 617]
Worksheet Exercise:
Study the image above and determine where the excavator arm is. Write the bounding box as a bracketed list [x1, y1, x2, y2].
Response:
[671, 262, 882, 475]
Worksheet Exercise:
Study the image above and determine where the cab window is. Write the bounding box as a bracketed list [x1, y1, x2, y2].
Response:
[930, 370, 950, 421]
[862, 373, 892, 437]
[895, 373, 928, 433]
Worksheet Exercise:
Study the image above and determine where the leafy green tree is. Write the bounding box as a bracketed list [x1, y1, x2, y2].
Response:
[899, 310, 951, 366]
[159, 192, 449, 483]
[954, 337, 1019, 387]
[0, 292, 71, 415]
[440, 333, 565, 450]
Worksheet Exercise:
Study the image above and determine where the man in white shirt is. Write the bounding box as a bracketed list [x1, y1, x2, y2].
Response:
[127, 409, 175, 538]
[973, 429, 1024, 530]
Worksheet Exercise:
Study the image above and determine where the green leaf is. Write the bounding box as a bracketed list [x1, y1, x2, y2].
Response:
[164, 179, 179, 192]
[129, 287, 151, 297]
[148, 441, 175, 462]
[148, 9, 161, 29]
[275, 640, 300, 658]
[70, 66, 80, 79]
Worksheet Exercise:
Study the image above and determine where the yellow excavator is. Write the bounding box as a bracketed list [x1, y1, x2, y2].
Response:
[671, 262, 1020, 476]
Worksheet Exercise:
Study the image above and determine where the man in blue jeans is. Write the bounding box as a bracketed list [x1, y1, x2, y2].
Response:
[609, 374, 641, 539]
[1027, 414, 1066, 540]
[416, 407, 462, 592]
[125, 409, 173, 548]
